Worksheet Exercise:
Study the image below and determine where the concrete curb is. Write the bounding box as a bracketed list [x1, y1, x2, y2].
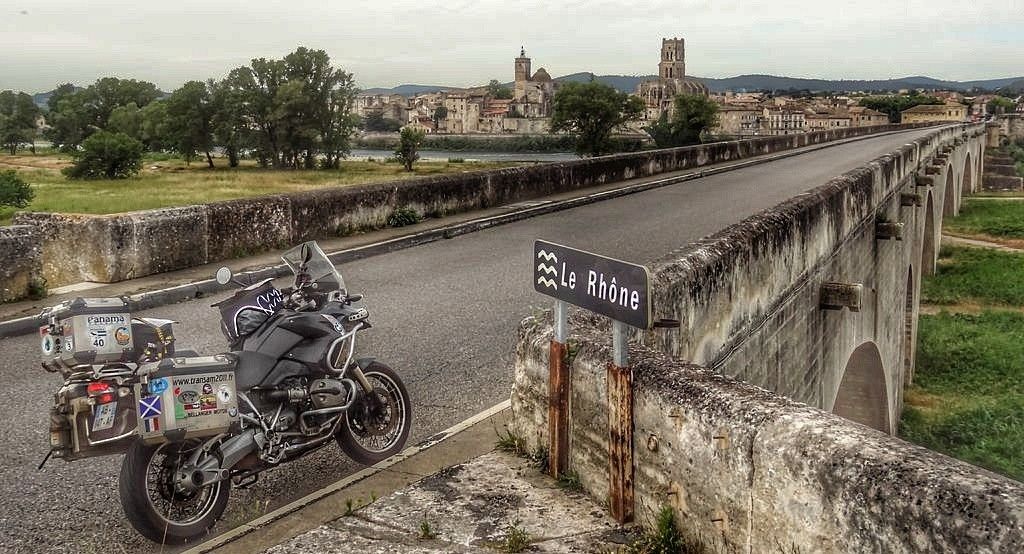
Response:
[183, 399, 511, 554]
[0, 127, 935, 339]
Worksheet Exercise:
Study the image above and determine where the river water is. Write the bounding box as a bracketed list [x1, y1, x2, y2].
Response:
[349, 148, 578, 163]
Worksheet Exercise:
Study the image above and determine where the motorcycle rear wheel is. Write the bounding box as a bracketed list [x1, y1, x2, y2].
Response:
[336, 361, 412, 464]
[118, 438, 230, 545]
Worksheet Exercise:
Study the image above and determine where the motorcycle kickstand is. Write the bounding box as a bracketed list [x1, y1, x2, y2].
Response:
[233, 474, 259, 489]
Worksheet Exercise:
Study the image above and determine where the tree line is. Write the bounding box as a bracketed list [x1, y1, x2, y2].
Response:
[5, 46, 359, 175]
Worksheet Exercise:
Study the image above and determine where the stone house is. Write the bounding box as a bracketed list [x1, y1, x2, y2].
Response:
[900, 102, 968, 124]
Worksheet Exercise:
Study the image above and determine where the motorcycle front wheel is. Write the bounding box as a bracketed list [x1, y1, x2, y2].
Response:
[336, 361, 412, 464]
[118, 439, 230, 545]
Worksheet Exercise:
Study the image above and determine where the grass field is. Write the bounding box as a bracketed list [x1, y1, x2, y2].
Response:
[902, 311, 1024, 481]
[921, 246, 1024, 306]
[945, 198, 1024, 243]
[0, 152, 514, 224]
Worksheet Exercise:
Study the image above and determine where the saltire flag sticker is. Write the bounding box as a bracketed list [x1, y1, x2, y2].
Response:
[139, 395, 162, 419]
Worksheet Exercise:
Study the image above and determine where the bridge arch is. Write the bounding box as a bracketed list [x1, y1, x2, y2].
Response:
[832, 342, 891, 434]
[903, 266, 917, 385]
[922, 191, 937, 275]
[943, 165, 956, 217]
[963, 152, 973, 195]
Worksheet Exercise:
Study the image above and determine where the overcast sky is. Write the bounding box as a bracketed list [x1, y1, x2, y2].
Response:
[2, 0, 1022, 93]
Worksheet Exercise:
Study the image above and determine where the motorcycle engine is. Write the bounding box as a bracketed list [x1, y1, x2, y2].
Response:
[309, 379, 351, 409]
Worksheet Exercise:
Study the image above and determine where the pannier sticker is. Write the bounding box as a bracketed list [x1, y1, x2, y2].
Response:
[217, 385, 232, 403]
[199, 395, 217, 411]
[64, 337, 73, 351]
[149, 378, 169, 395]
[114, 327, 131, 346]
[139, 395, 162, 419]
[92, 402, 116, 432]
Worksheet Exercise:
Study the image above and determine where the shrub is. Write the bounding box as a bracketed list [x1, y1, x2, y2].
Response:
[386, 206, 420, 227]
[394, 127, 426, 171]
[63, 131, 144, 180]
[0, 170, 34, 208]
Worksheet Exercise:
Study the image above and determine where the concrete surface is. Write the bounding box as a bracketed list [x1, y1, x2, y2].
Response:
[264, 451, 628, 554]
[0, 127, 943, 553]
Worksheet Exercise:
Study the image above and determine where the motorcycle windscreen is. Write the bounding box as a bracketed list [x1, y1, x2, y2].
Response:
[281, 241, 346, 295]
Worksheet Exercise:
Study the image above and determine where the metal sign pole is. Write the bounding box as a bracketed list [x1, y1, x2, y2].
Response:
[607, 319, 634, 524]
[548, 300, 570, 479]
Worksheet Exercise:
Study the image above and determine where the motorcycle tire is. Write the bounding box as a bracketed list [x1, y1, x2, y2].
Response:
[118, 438, 231, 545]
[336, 361, 412, 465]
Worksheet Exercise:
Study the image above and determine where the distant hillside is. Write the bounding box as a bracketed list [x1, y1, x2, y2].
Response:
[998, 79, 1024, 96]
[363, 73, 1024, 96]
[32, 86, 83, 108]
[359, 84, 456, 96]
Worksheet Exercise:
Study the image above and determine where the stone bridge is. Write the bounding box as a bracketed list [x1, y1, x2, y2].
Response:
[511, 123, 1024, 552]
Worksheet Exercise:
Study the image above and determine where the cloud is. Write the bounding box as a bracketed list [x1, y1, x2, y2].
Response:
[1, 0, 1021, 92]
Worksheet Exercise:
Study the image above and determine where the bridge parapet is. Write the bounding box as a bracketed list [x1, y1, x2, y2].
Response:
[510, 317, 1024, 553]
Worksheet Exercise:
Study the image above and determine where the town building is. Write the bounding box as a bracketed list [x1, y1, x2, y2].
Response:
[900, 102, 968, 124]
[847, 106, 889, 127]
[636, 38, 709, 120]
[761, 107, 806, 135]
[715, 105, 762, 137]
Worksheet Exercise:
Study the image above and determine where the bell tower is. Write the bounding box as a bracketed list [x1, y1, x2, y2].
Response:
[515, 46, 532, 82]
[659, 38, 686, 80]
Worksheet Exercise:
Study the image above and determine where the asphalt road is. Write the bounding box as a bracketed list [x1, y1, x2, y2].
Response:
[0, 128, 937, 553]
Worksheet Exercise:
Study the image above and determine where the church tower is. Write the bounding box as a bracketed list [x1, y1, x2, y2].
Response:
[515, 47, 532, 83]
[659, 38, 685, 80]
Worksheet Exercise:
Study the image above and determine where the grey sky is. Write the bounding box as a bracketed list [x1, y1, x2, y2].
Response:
[2, 0, 1022, 93]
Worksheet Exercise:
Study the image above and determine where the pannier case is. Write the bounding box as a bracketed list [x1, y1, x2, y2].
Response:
[49, 381, 138, 461]
[41, 297, 134, 367]
[135, 355, 240, 445]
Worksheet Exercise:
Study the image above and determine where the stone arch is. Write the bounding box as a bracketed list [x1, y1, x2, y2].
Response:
[903, 266, 917, 385]
[943, 165, 956, 217]
[832, 342, 891, 434]
[922, 191, 937, 275]
[963, 152, 973, 195]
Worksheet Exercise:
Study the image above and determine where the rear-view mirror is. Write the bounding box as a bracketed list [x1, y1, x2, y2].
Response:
[215, 267, 233, 285]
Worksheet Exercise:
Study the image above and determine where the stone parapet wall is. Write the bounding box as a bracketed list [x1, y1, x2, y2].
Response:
[0, 225, 42, 302]
[8, 123, 929, 292]
[510, 319, 1024, 553]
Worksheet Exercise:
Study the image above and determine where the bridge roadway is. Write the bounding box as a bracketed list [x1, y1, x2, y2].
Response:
[0, 128, 938, 552]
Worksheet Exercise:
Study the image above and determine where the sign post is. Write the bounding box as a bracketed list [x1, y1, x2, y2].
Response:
[533, 239, 654, 524]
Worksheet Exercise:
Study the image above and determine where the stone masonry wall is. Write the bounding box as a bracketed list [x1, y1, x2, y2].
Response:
[9, 123, 927, 289]
[0, 225, 42, 302]
[510, 319, 1024, 553]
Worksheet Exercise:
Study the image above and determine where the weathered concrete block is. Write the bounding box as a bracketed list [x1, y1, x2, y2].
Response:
[985, 155, 1014, 165]
[206, 196, 292, 261]
[820, 282, 864, 311]
[983, 175, 1024, 192]
[0, 225, 42, 302]
[915, 174, 935, 188]
[876, 221, 905, 240]
[986, 164, 1019, 177]
[900, 192, 922, 206]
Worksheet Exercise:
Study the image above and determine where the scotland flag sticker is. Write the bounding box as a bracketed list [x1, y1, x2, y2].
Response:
[139, 395, 162, 419]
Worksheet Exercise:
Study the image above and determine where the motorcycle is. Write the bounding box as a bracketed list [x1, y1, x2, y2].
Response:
[40, 241, 412, 544]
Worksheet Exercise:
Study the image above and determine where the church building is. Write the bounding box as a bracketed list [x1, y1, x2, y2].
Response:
[636, 38, 709, 120]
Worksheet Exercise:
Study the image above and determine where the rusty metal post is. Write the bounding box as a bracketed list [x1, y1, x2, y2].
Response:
[607, 320, 634, 524]
[548, 300, 570, 479]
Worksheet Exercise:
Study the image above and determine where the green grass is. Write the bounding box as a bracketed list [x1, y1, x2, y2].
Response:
[945, 199, 1024, 239]
[901, 311, 1024, 481]
[0, 152, 514, 224]
[920, 246, 1024, 306]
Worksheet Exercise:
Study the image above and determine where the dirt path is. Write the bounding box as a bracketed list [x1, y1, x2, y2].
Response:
[942, 233, 1024, 252]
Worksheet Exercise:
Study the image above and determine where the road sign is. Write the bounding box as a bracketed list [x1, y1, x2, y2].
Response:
[533, 240, 652, 329]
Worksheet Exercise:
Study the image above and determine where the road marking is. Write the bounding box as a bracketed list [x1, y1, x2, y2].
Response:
[183, 399, 511, 554]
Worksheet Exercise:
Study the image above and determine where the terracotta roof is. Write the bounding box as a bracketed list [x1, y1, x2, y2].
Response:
[902, 104, 961, 114]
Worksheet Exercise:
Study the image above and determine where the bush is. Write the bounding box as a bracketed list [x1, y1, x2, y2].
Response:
[386, 206, 421, 227]
[63, 131, 144, 180]
[0, 170, 34, 208]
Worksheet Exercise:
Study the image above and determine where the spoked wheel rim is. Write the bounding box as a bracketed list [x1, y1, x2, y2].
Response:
[144, 441, 223, 527]
[347, 371, 408, 454]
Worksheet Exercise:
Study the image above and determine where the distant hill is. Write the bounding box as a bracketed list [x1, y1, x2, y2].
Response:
[997, 79, 1024, 96]
[32, 86, 83, 108]
[362, 73, 1024, 96]
[359, 84, 456, 96]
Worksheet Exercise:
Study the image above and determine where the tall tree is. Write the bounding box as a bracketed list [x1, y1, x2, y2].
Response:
[550, 81, 644, 157]
[859, 93, 942, 123]
[208, 75, 249, 167]
[394, 127, 425, 171]
[44, 84, 90, 151]
[432, 106, 448, 134]
[486, 79, 513, 99]
[164, 81, 215, 166]
[0, 91, 40, 154]
[645, 94, 719, 148]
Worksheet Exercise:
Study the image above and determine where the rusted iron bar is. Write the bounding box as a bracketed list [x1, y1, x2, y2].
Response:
[548, 300, 570, 478]
[607, 320, 634, 524]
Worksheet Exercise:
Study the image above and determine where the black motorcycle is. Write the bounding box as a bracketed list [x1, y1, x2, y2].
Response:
[41, 241, 411, 544]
